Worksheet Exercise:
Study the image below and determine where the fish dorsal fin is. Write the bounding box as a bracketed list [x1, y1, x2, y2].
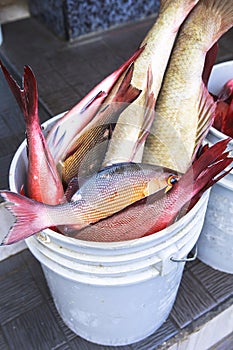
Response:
[192, 81, 216, 161]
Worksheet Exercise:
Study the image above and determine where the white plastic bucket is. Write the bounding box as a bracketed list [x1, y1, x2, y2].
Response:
[197, 61, 233, 274]
[9, 115, 209, 346]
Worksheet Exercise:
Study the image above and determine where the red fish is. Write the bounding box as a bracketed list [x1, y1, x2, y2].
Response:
[0, 62, 64, 204]
[71, 138, 233, 242]
[0, 162, 178, 245]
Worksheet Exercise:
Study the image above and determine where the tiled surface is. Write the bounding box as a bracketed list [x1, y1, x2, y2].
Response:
[29, 0, 159, 40]
[0, 16, 233, 349]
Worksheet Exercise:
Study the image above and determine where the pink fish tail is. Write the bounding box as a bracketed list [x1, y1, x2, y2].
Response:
[0, 191, 51, 245]
[22, 66, 38, 123]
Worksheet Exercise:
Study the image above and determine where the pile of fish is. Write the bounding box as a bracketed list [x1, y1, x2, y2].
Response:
[1, 0, 233, 245]
[213, 78, 233, 137]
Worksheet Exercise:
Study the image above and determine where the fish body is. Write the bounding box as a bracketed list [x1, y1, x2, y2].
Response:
[0, 62, 64, 204]
[102, 0, 199, 165]
[0, 162, 177, 245]
[143, 0, 233, 173]
[72, 139, 233, 242]
[61, 63, 141, 184]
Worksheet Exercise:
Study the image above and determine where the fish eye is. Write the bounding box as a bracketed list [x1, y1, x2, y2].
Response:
[167, 175, 178, 186]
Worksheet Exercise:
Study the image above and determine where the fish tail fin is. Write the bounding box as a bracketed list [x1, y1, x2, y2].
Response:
[195, 138, 232, 177]
[211, 0, 233, 40]
[159, 0, 199, 12]
[0, 61, 38, 124]
[197, 160, 233, 195]
[193, 154, 233, 200]
[22, 66, 38, 123]
[184, 139, 233, 198]
[0, 191, 50, 245]
[200, 0, 233, 44]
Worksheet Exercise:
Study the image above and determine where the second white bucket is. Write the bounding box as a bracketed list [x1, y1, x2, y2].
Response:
[197, 61, 233, 274]
[9, 115, 209, 346]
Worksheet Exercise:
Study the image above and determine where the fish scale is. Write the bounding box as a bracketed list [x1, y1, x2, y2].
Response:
[102, 0, 199, 166]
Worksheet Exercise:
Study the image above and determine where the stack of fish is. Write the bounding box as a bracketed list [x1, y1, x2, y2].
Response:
[0, 0, 233, 245]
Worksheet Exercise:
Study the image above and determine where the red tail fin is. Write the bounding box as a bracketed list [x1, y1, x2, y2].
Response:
[184, 138, 233, 199]
[0, 62, 38, 124]
[0, 191, 51, 245]
[192, 138, 231, 179]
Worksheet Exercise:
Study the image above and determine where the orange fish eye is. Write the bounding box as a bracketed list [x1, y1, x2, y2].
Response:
[167, 175, 178, 186]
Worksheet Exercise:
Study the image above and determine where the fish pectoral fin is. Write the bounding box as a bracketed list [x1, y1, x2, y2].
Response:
[130, 93, 155, 159]
[113, 63, 141, 105]
[192, 81, 216, 161]
[143, 179, 166, 198]
[65, 177, 80, 201]
[129, 66, 156, 161]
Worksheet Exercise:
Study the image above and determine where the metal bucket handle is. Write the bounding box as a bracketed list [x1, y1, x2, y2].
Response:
[170, 245, 198, 263]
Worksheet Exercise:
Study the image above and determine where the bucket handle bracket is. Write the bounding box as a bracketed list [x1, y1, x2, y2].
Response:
[170, 245, 198, 263]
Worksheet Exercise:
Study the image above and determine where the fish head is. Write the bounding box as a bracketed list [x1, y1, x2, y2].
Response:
[141, 165, 180, 197]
